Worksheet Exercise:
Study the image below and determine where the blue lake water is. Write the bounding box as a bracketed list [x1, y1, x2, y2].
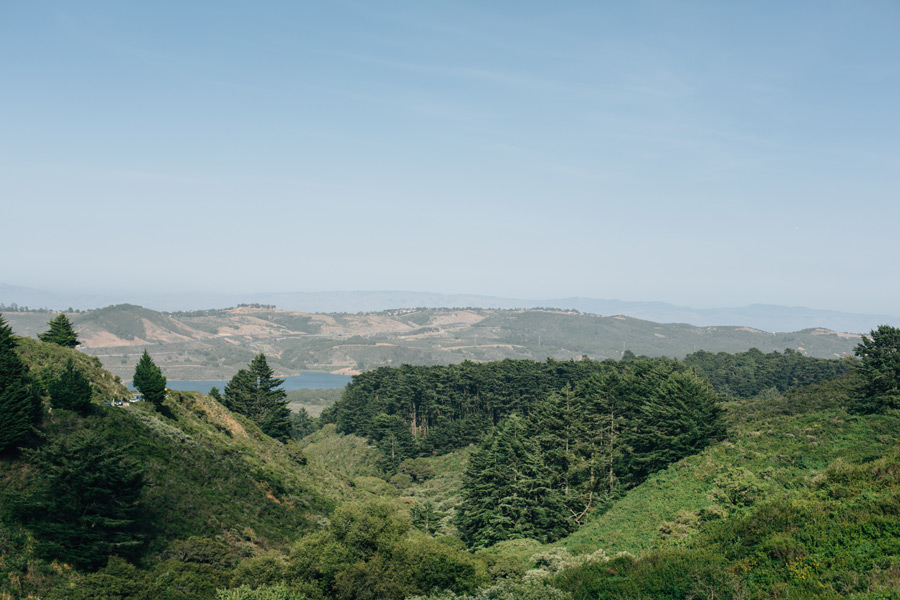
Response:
[127, 372, 352, 393]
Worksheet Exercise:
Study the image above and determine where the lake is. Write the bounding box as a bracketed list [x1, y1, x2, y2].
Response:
[127, 372, 352, 393]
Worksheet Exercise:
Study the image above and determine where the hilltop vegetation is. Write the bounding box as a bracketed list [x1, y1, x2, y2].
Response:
[2, 314, 900, 599]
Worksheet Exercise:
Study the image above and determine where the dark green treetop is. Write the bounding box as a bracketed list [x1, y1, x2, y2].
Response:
[852, 324, 900, 414]
[16, 428, 146, 570]
[223, 353, 291, 442]
[132, 350, 166, 411]
[457, 413, 571, 548]
[0, 314, 40, 452]
[48, 358, 94, 414]
[38, 313, 80, 348]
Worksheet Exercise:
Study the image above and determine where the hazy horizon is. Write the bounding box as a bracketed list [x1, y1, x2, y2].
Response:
[3, 2, 898, 315]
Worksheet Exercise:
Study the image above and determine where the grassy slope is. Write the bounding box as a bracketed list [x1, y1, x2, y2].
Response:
[15, 336, 129, 402]
[561, 408, 900, 556]
[559, 374, 886, 555]
[0, 340, 378, 599]
[400, 446, 474, 536]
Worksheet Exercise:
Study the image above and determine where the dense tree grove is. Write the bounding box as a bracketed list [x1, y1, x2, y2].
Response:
[458, 414, 571, 547]
[457, 361, 724, 547]
[683, 347, 852, 398]
[851, 325, 900, 414]
[223, 354, 292, 442]
[133, 350, 167, 411]
[325, 358, 724, 467]
[37, 313, 80, 347]
[0, 314, 40, 452]
[323, 358, 612, 466]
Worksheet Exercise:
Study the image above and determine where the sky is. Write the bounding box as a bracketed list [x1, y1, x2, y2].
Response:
[2, 1, 899, 314]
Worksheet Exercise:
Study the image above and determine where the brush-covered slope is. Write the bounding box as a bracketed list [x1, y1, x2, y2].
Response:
[14, 336, 129, 402]
[558, 374, 887, 555]
[537, 374, 900, 599]
[0, 339, 363, 599]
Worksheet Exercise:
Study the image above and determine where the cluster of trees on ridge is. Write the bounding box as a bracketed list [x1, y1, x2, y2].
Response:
[1, 312, 89, 452]
[683, 346, 852, 398]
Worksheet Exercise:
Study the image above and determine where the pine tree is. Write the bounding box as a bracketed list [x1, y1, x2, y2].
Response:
[132, 350, 166, 410]
[37, 313, 80, 347]
[0, 314, 40, 452]
[223, 354, 291, 442]
[48, 358, 93, 414]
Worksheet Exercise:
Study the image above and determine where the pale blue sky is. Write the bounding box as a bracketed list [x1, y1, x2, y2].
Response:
[2, 1, 898, 313]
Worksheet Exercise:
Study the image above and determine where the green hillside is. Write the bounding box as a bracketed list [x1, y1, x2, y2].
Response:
[3, 320, 900, 600]
[0, 339, 347, 599]
[14, 336, 130, 402]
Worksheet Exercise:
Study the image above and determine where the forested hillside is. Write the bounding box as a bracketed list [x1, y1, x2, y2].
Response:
[3, 313, 900, 599]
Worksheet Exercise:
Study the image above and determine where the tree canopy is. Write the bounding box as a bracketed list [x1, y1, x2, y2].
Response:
[223, 354, 291, 442]
[37, 313, 80, 348]
[133, 350, 167, 411]
[0, 314, 40, 452]
[852, 324, 900, 414]
[456, 359, 724, 546]
[684, 347, 852, 398]
[48, 358, 93, 414]
[16, 429, 146, 570]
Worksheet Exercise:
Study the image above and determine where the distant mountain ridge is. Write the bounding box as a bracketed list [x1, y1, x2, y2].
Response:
[2, 283, 896, 334]
[2, 304, 862, 381]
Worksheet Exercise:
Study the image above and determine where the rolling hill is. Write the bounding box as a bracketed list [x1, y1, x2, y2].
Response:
[3, 305, 861, 380]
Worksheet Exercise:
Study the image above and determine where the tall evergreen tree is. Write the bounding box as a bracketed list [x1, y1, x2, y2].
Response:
[38, 313, 80, 347]
[624, 368, 723, 482]
[132, 350, 167, 411]
[223, 354, 291, 442]
[572, 370, 629, 505]
[457, 414, 571, 547]
[0, 314, 40, 452]
[16, 429, 146, 570]
[48, 358, 93, 414]
[852, 325, 900, 414]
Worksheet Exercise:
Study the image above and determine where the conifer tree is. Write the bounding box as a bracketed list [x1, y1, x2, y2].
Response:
[132, 350, 166, 411]
[224, 353, 291, 442]
[38, 313, 80, 347]
[624, 368, 723, 482]
[457, 414, 570, 547]
[852, 324, 900, 414]
[48, 358, 93, 414]
[17, 429, 145, 570]
[0, 314, 40, 452]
